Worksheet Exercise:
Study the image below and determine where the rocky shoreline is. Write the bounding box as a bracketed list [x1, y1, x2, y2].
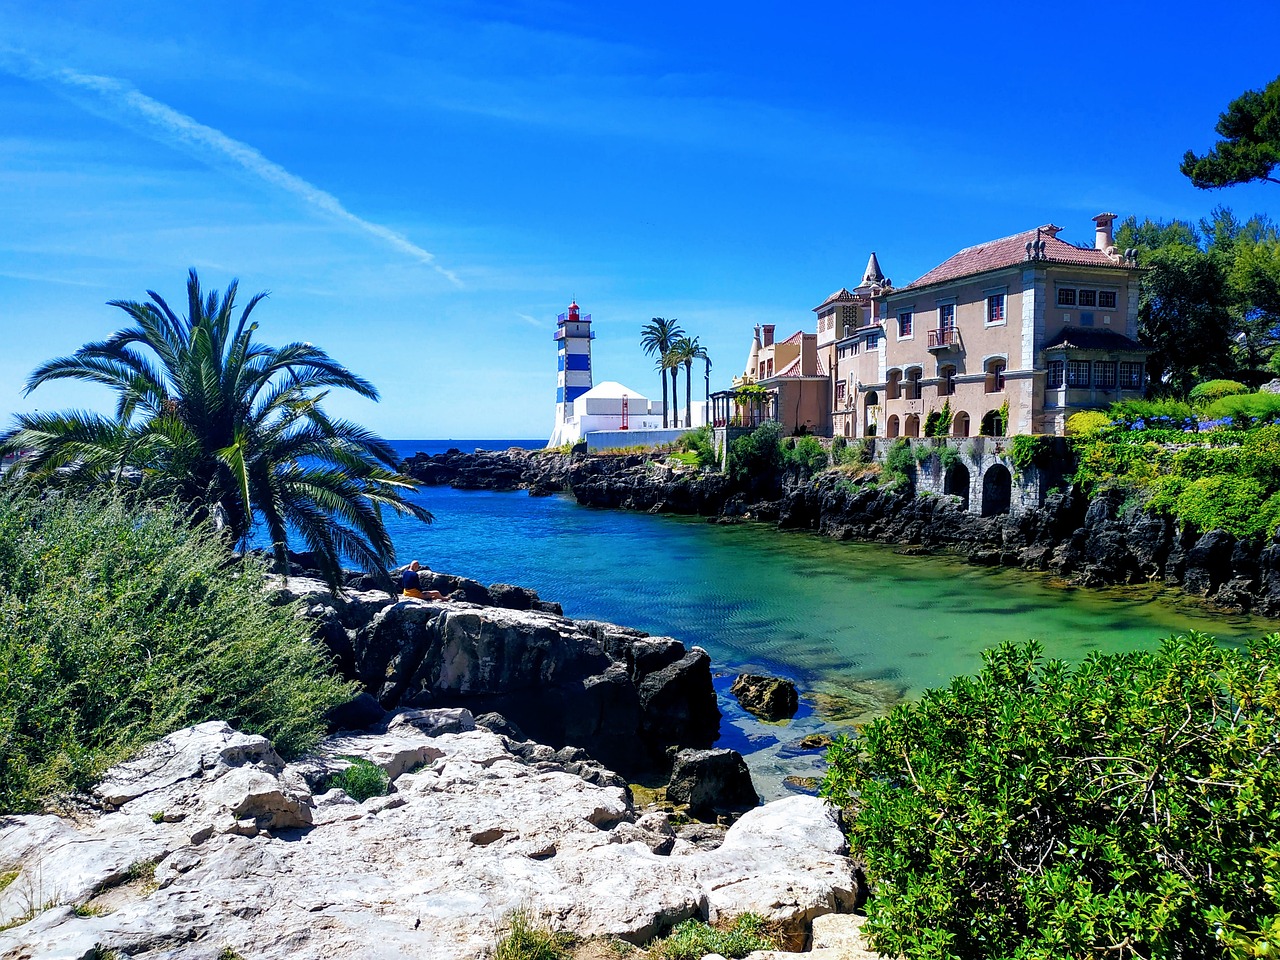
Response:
[403, 446, 1280, 619]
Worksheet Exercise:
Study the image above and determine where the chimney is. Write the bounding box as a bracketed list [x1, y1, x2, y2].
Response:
[761, 324, 775, 347]
[1038, 223, 1062, 239]
[801, 334, 818, 377]
[1093, 212, 1117, 252]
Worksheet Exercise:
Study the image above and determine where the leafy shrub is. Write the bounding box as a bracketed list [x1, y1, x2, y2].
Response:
[1109, 397, 1197, 430]
[493, 909, 572, 960]
[937, 445, 959, 471]
[674, 425, 716, 468]
[880, 439, 915, 488]
[651, 915, 777, 959]
[1007, 435, 1052, 472]
[727, 421, 783, 486]
[0, 491, 353, 812]
[1065, 410, 1111, 436]
[1189, 378, 1250, 407]
[783, 435, 829, 476]
[924, 400, 952, 438]
[834, 438, 873, 466]
[1206, 391, 1280, 426]
[821, 634, 1280, 960]
[1147, 474, 1280, 538]
[324, 757, 390, 802]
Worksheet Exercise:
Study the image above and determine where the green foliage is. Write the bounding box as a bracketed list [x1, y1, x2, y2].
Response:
[1181, 74, 1280, 189]
[923, 400, 952, 438]
[650, 915, 777, 960]
[783, 435, 829, 476]
[833, 437, 873, 467]
[727, 421, 783, 485]
[1065, 410, 1111, 436]
[674, 425, 716, 468]
[1189, 378, 1251, 406]
[493, 909, 573, 960]
[324, 757, 390, 802]
[218, 950, 246, 960]
[937, 445, 959, 471]
[1138, 243, 1237, 394]
[1147, 474, 1280, 538]
[821, 633, 1280, 960]
[1007, 435, 1052, 472]
[1108, 397, 1197, 428]
[0, 270, 431, 589]
[0, 491, 353, 812]
[1207, 391, 1280, 425]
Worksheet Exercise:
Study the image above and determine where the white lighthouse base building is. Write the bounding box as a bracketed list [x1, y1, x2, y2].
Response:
[549, 381, 690, 449]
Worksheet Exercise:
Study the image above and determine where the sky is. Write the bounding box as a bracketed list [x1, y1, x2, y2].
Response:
[1, 2, 1278, 440]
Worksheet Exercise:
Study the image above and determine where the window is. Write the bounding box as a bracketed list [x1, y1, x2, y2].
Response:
[1079, 289, 1097, 307]
[835, 380, 847, 403]
[1099, 290, 1117, 309]
[1067, 360, 1091, 387]
[1047, 360, 1064, 389]
[1120, 362, 1143, 389]
[842, 305, 856, 328]
[940, 364, 956, 396]
[1058, 288, 1077, 306]
[938, 303, 955, 330]
[1094, 361, 1117, 388]
[898, 312, 913, 338]
[985, 359, 1006, 393]
[867, 332, 881, 349]
[906, 368, 923, 400]
[986, 293, 1006, 325]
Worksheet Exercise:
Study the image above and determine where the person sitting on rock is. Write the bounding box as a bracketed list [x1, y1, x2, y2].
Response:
[401, 560, 448, 601]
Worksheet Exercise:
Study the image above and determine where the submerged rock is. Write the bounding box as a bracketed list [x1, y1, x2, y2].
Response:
[730, 673, 799, 721]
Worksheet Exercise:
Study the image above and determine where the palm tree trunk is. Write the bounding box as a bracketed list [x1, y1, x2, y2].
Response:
[670, 367, 679, 429]
[660, 367, 669, 428]
[685, 362, 693, 428]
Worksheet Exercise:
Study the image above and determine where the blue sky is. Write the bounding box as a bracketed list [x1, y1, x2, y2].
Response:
[1, 1, 1277, 440]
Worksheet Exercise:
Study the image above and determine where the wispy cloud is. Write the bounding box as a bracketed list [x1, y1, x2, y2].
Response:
[0, 46, 461, 286]
[516, 312, 550, 329]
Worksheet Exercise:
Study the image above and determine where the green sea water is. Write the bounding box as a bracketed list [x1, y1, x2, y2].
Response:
[385, 479, 1279, 795]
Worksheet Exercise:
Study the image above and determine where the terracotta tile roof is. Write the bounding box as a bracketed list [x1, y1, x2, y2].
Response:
[899, 227, 1135, 292]
[814, 288, 857, 310]
[777, 330, 807, 345]
[1043, 328, 1149, 353]
[775, 355, 826, 378]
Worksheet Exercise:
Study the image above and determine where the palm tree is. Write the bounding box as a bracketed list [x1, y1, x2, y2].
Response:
[672, 336, 710, 429]
[639, 317, 684, 428]
[0, 269, 431, 588]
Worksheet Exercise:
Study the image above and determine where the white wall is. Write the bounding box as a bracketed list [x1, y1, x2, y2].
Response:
[585, 428, 695, 451]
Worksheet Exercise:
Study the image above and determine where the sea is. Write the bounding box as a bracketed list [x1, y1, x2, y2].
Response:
[384, 440, 1280, 797]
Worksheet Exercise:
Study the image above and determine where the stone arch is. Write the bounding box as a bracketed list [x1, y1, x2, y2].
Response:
[952, 410, 971, 437]
[904, 413, 921, 438]
[945, 462, 971, 510]
[886, 415, 900, 438]
[980, 409, 1004, 436]
[981, 464, 1012, 516]
[905, 366, 924, 401]
[983, 355, 1008, 394]
[885, 371, 902, 401]
[938, 363, 957, 397]
[843, 417, 851, 437]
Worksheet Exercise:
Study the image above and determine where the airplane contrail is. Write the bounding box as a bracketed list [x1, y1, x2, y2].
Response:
[0, 47, 461, 286]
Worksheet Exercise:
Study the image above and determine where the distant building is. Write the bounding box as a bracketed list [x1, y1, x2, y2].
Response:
[550, 301, 594, 447]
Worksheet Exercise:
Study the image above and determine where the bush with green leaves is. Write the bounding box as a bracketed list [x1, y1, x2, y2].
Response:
[1007, 435, 1053, 473]
[651, 914, 777, 959]
[1108, 397, 1198, 429]
[1065, 410, 1112, 436]
[822, 633, 1280, 960]
[674, 425, 716, 468]
[727, 421, 783, 486]
[1189, 378, 1250, 407]
[324, 757, 390, 802]
[1206, 391, 1280, 426]
[783, 435, 829, 476]
[0, 491, 353, 812]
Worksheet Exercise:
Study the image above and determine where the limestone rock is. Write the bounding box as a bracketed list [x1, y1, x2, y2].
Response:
[668, 748, 759, 819]
[730, 674, 799, 721]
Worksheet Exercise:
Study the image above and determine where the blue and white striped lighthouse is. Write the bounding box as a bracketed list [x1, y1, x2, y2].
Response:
[549, 301, 594, 446]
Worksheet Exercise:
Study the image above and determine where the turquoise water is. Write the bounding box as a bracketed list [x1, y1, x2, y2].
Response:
[385, 441, 1279, 794]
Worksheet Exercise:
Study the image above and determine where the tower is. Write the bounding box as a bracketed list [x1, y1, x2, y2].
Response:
[549, 300, 593, 446]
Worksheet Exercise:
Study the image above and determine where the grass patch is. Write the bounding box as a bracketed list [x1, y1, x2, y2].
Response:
[0, 869, 17, 893]
[324, 757, 390, 802]
[494, 908, 573, 960]
[649, 914, 778, 959]
[0, 491, 354, 813]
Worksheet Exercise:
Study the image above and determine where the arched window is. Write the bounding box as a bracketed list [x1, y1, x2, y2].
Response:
[980, 409, 1004, 436]
[904, 414, 921, 438]
[952, 411, 971, 437]
[885, 371, 902, 401]
[887, 415, 900, 438]
[985, 358, 1007, 394]
[906, 368, 923, 401]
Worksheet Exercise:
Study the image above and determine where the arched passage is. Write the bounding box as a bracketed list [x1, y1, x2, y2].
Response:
[981, 464, 1012, 516]
[945, 462, 971, 510]
[904, 414, 920, 438]
[886, 415, 900, 438]
[952, 411, 970, 437]
[980, 409, 1004, 436]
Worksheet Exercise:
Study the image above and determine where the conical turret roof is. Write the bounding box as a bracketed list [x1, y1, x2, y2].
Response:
[863, 252, 885, 284]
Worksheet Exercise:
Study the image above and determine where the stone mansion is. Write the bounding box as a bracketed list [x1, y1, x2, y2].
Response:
[716, 213, 1150, 438]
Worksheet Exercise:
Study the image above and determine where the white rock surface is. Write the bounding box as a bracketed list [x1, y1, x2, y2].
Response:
[0, 713, 859, 960]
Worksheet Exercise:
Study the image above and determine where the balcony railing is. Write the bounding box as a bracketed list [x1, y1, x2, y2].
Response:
[928, 327, 959, 349]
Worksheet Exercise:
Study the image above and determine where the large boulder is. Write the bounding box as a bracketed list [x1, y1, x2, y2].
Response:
[667, 748, 759, 819]
[636, 648, 721, 751]
[730, 673, 799, 721]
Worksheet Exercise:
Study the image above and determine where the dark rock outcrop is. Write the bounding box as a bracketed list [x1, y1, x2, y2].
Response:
[730, 674, 799, 721]
[667, 748, 759, 819]
[401, 447, 570, 493]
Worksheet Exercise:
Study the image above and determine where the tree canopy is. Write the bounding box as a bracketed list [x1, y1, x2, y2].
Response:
[1181, 74, 1280, 189]
[0, 270, 430, 587]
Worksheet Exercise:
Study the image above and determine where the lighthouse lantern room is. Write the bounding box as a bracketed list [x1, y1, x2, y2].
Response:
[549, 301, 594, 446]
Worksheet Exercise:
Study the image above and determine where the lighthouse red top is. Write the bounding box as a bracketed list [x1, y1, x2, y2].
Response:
[568, 301, 579, 319]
